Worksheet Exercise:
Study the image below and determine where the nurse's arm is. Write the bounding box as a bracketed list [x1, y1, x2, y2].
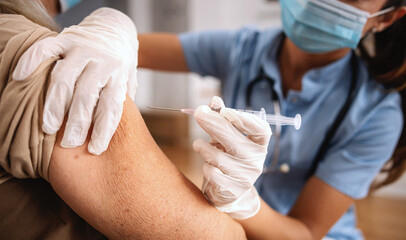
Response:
[138, 33, 189, 72]
[239, 177, 354, 240]
[48, 97, 246, 240]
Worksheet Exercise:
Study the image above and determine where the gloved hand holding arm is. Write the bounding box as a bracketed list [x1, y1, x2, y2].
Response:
[193, 96, 272, 220]
[12, 7, 139, 155]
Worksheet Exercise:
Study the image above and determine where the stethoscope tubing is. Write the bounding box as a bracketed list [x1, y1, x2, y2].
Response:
[245, 52, 358, 175]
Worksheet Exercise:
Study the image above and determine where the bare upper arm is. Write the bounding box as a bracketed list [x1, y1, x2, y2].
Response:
[48, 97, 245, 239]
[288, 176, 354, 239]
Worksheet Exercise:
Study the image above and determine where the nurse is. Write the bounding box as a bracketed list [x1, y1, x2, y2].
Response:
[15, 0, 406, 239]
[181, 0, 406, 239]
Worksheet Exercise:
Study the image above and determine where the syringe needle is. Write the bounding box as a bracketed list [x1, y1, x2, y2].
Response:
[148, 106, 197, 114]
[148, 106, 222, 115]
[147, 106, 183, 112]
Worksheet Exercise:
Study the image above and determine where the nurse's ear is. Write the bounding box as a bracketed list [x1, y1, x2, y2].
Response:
[374, 6, 406, 32]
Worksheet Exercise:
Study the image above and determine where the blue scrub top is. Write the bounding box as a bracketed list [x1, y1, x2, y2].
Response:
[180, 27, 403, 239]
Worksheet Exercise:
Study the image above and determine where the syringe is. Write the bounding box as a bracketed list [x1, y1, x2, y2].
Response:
[148, 106, 301, 130]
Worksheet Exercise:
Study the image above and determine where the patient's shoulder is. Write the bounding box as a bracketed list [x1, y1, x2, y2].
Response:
[0, 14, 58, 182]
[0, 14, 56, 54]
[0, 14, 47, 32]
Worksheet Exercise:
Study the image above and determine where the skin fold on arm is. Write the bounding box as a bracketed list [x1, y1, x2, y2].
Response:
[48, 96, 245, 240]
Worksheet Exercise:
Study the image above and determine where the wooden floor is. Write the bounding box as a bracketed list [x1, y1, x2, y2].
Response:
[160, 144, 406, 240]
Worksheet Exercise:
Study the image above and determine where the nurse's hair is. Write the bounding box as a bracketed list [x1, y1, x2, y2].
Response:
[359, 0, 406, 190]
[0, 0, 60, 31]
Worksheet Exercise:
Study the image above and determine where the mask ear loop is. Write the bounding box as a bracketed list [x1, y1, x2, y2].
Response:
[362, 6, 396, 36]
[369, 6, 396, 18]
[359, 6, 396, 57]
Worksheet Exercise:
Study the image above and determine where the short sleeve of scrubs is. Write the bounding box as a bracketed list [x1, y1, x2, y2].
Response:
[179, 29, 237, 79]
[316, 93, 403, 199]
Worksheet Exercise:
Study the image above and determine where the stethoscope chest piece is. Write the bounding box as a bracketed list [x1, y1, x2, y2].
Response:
[263, 163, 290, 174]
[279, 163, 290, 173]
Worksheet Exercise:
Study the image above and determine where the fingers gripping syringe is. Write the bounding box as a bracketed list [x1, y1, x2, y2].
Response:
[148, 106, 301, 130]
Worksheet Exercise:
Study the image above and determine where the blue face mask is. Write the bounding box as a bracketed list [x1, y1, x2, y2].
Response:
[59, 0, 82, 13]
[280, 0, 394, 53]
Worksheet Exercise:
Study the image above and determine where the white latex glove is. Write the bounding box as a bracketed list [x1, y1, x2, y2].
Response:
[193, 96, 272, 220]
[12, 8, 139, 155]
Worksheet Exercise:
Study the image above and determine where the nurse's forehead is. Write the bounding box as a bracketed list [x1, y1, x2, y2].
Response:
[339, 0, 388, 12]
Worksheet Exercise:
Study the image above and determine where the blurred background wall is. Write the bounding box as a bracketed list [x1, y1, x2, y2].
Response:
[128, 0, 282, 146]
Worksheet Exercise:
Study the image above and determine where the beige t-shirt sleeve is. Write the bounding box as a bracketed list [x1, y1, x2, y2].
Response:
[0, 14, 60, 183]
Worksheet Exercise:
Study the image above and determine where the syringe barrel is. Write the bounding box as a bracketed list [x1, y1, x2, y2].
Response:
[236, 108, 267, 121]
[236, 108, 301, 130]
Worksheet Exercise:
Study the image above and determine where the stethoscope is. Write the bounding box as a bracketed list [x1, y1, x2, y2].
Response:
[246, 68, 288, 173]
[245, 52, 359, 176]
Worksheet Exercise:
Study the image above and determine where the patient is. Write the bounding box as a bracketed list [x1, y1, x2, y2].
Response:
[0, 1, 245, 239]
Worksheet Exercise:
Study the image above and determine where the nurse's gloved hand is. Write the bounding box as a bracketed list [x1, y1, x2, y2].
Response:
[12, 7, 139, 155]
[193, 96, 272, 220]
